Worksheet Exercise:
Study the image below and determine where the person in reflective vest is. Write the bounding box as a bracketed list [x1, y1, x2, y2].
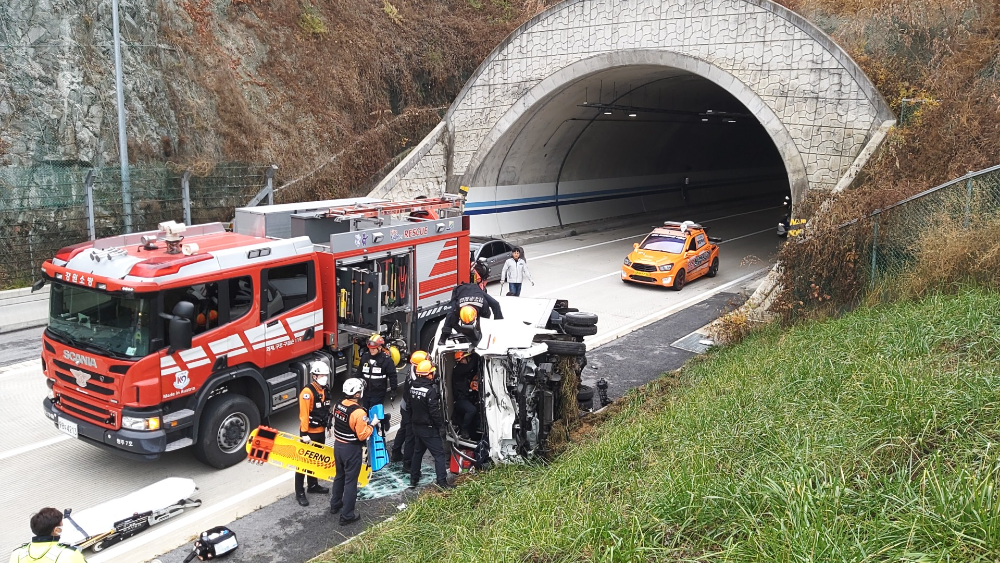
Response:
[9, 507, 86, 563]
[294, 361, 332, 507]
[390, 350, 427, 472]
[355, 333, 398, 411]
[438, 262, 503, 346]
[407, 360, 453, 490]
[329, 378, 377, 526]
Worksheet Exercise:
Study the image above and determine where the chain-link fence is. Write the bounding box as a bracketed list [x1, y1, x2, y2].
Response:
[0, 163, 275, 289]
[844, 164, 1000, 299]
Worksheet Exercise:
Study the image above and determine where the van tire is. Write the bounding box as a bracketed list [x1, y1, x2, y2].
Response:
[543, 340, 586, 356]
[577, 384, 595, 402]
[564, 323, 598, 337]
[563, 312, 598, 327]
[707, 258, 719, 278]
[194, 394, 260, 469]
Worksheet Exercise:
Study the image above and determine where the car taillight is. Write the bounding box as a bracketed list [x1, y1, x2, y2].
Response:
[128, 254, 212, 277]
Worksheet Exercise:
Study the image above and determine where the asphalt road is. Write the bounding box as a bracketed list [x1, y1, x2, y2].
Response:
[0, 202, 781, 562]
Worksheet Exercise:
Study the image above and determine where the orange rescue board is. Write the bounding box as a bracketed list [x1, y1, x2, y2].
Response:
[246, 426, 370, 487]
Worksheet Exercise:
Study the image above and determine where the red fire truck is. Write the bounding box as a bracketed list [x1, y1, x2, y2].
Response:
[40, 196, 470, 467]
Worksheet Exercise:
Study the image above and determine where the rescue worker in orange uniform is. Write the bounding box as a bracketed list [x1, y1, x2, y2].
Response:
[330, 378, 377, 525]
[294, 361, 332, 507]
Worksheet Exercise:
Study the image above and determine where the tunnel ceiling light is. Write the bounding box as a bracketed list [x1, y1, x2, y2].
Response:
[604, 110, 612, 115]
[701, 118, 709, 122]
[628, 112, 637, 117]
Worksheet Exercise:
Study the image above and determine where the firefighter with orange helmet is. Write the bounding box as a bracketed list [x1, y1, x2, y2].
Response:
[437, 261, 503, 346]
[355, 333, 398, 411]
[390, 350, 428, 472]
[407, 359, 452, 490]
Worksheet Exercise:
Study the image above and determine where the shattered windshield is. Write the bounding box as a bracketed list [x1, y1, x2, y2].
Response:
[639, 234, 686, 253]
[48, 282, 154, 359]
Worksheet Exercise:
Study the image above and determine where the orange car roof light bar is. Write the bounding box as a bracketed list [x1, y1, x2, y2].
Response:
[662, 220, 704, 232]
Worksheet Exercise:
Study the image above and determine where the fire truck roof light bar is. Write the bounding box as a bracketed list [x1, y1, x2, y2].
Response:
[321, 198, 461, 220]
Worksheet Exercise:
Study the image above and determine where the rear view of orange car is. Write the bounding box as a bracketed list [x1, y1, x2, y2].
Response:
[621, 221, 720, 290]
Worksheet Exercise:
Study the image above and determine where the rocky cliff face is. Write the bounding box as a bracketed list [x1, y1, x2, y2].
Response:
[1, 0, 180, 166]
[0, 0, 533, 194]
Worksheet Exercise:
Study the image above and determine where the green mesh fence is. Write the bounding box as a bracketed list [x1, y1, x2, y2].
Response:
[846, 164, 1000, 299]
[0, 163, 272, 289]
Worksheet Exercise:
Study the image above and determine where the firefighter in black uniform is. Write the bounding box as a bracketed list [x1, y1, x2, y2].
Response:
[438, 262, 503, 346]
[408, 359, 453, 490]
[330, 378, 377, 525]
[294, 361, 332, 507]
[391, 350, 428, 472]
[355, 333, 398, 411]
[452, 350, 481, 439]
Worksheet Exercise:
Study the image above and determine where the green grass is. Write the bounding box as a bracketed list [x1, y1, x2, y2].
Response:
[321, 287, 1000, 562]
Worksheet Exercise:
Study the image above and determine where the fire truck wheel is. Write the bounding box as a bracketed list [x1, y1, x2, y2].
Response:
[195, 394, 261, 469]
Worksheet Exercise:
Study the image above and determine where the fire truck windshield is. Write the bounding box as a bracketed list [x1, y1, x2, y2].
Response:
[48, 282, 154, 359]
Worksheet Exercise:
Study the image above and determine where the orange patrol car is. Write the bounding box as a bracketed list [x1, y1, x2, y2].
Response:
[621, 221, 720, 290]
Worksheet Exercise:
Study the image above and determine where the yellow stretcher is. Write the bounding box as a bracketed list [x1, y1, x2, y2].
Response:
[246, 426, 371, 487]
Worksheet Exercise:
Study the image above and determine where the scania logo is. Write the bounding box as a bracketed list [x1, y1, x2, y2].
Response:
[63, 350, 97, 368]
[70, 368, 91, 388]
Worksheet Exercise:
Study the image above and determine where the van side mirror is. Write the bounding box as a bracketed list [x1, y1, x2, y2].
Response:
[633, 243, 639, 249]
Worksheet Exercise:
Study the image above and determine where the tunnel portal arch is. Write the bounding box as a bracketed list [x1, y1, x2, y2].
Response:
[372, 0, 895, 236]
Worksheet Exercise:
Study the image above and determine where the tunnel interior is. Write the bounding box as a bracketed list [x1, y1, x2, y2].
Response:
[465, 65, 791, 236]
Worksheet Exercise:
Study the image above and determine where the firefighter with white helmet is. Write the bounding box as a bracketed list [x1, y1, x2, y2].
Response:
[329, 378, 376, 525]
[294, 360, 332, 507]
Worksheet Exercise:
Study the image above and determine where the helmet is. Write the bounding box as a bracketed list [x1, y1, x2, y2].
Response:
[389, 345, 402, 367]
[410, 350, 429, 365]
[414, 360, 436, 378]
[454, 351, 465, 361]
[459, 305, 478, 324]
[471, 261, 490, 284]
[367, 333, 385, 348]
[343, 378, 365, 396]
[310, 361, 331, 376]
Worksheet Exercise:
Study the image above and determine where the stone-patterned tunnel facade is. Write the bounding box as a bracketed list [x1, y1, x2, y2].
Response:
[373, 0, 894, 206]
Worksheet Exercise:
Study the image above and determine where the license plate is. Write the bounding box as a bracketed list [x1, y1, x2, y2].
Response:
[57, 417, 78, 439]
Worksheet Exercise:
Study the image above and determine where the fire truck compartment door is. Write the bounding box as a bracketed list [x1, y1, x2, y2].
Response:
[335, 266, 380, 331]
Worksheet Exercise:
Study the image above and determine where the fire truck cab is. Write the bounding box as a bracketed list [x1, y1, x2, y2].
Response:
[40, 196, 469, 468]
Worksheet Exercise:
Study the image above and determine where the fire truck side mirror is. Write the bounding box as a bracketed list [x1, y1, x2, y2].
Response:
[167, 301, 195, 352]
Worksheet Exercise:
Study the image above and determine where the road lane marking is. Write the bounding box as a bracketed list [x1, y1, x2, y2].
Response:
[587, 267, 770, 349]
[0, 358, 41, 379]
[536, 272, 622, 296]
[0, 435, 71, 461]
[530, 206, 780, 261]
[717, 226, 774, 243]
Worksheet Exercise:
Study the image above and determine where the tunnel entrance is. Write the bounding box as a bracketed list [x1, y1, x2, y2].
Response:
[464, 65, 790, 236]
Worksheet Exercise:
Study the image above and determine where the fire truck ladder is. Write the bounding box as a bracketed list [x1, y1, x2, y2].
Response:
[322, 197, 461, 222]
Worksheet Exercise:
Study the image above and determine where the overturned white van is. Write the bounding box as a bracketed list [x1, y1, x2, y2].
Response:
[430, 297, 599, 466]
